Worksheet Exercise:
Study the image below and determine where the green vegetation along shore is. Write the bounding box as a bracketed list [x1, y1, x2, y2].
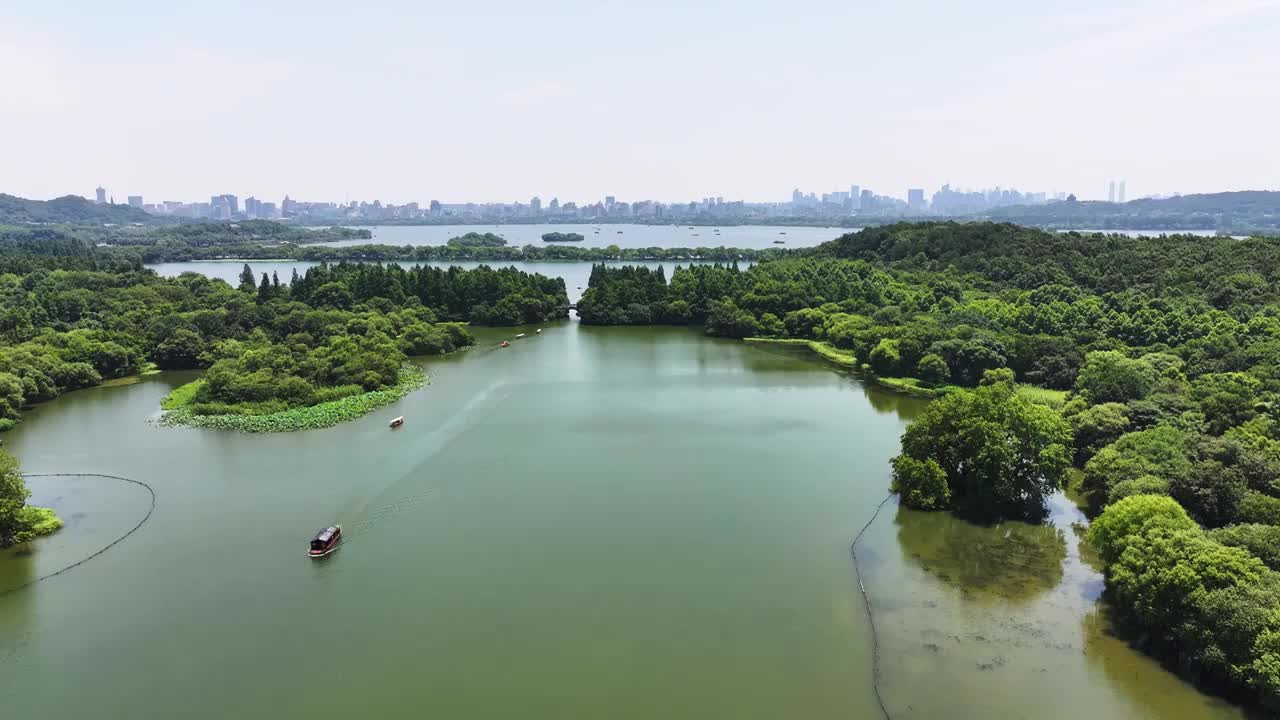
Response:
[0, 448, 60, 548]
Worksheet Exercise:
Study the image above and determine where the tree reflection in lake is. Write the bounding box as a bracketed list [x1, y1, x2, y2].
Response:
[893, 504, 1068, 603]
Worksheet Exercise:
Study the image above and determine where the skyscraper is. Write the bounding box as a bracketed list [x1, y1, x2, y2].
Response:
[792, 188, 803, 205]
[849, 185, 861, 210]
[907, 188, 926, 211]
[530, 196, 542, 214]
[1118, 181, 1126, 204]
[95, 186, 106, 204]
[1108, 181, 1116, 203]
[860, 189, 874, 211]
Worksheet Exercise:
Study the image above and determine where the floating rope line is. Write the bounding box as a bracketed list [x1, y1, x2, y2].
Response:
[0, 473, 156, 599]
[851, 493, 895, 720]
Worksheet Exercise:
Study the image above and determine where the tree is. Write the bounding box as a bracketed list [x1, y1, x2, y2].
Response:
[0, 371, 24, 421]
[238, 263, 256, 292]
[1, 449, 30, 545]
[1169, 460, 1247, 528]
[152, 329, 206, 370]
[1192, 372, 1263, 435]
[891, 381, 1072, 522]
[869, 338, 901, 375]
[890, 455, 950, 510]
[1209, 524, 1280, 571]
[1069, 402, 1131, 465]
[257, 272, 273, 304]
[311, 281, 354, 311]
[1073, 350, 1158, 404]
[917, 353, 950, 385]
[1082, 425, 1191, 498]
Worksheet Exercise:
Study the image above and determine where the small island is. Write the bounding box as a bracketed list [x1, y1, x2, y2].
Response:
[541, 232, 585, 243]
[0, 449, 62, 548]
[447, 232, 507, 248]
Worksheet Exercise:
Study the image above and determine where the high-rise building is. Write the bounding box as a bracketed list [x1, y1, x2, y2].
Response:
[245, 196, 261, 218]
[849, 185, 861, 210]
[792, 188, 803, 205]
[95, 187, 107, 204]
[859, 189, 874, 211]
[907, 188, 926, 211]
[1108, 181, 1116, 203]
[1118, 181, 1126, 203]
[604, 196, 616, 209]
[549, 197, 560, 212]
[530, 196, 542, 214]
[127, 195, 143, 208]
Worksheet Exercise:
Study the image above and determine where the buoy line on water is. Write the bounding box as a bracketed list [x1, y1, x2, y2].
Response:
[850, 493, 895, 720]
[0, 473, 156, 599]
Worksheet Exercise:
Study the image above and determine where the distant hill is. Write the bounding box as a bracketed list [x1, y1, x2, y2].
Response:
[0, 193, 154, 225]
[973, 191, 1280, 231]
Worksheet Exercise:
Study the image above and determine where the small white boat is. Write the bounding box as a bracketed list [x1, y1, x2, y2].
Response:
[515, 333, 526, 339]
[389, 416, 404, 428]
[536, 328, 542, 334]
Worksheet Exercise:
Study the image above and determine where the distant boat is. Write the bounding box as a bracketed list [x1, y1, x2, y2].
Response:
[308, 525, 342, 558]
[389, 416, 404, 428]
[692, 233, 699, 236]
[536, 328, 542, 334]
[500, 340, 510, 348]
[773, 239, 786, 244]
[616, 231, 623, 234]
[515, 333, 526, 339]
[779, 231, 787, 235]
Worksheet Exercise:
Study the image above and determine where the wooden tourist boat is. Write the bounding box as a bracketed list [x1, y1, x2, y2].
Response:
[500, 340, 510, 348]
[308, 525, 342, 558]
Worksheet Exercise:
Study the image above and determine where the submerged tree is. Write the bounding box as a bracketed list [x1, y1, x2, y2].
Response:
[891, 372, 1071, 522]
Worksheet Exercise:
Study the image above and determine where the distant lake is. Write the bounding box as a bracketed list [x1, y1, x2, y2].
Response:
[341, 224, 845, 250]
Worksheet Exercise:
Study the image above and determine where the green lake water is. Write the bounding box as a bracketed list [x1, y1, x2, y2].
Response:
[0, 324, 1245, 718]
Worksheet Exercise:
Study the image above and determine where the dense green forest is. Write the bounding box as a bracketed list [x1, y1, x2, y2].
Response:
[576, 221, 1280, 710]
[542, 232, 584, 242]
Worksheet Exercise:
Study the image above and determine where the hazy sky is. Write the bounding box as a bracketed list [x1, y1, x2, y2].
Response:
[3, 0, 1278, 205]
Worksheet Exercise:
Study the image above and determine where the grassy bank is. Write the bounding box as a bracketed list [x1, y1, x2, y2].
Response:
[743, 337, 1068, 407]
[159, 365, 427, 433]
[744, 338, 858, 367]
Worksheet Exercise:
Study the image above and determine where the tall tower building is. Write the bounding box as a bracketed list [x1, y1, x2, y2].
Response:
[1118, 181, 1126, 203]
[850, 185, 861, 210]
[530, 196, 542, 214]
[1108, 181, 1116, 203]
[95, 186, 106, 204]
[907, 188, 926, 212]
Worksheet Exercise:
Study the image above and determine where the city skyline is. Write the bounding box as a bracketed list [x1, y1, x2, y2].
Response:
[80, 180, 1087, 221]
[4, 1, 1277, 203]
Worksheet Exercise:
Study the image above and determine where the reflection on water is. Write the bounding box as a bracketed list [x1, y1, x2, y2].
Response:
[893, 506, 1067, 604]
[861, 492, 1244, 719]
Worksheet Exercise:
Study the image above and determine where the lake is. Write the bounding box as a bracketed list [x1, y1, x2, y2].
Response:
[349, 224, 843, 250]
[0, 324, 1244, 719]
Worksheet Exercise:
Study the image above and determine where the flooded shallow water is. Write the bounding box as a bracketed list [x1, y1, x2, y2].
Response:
[0, 325, 1244, 718]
